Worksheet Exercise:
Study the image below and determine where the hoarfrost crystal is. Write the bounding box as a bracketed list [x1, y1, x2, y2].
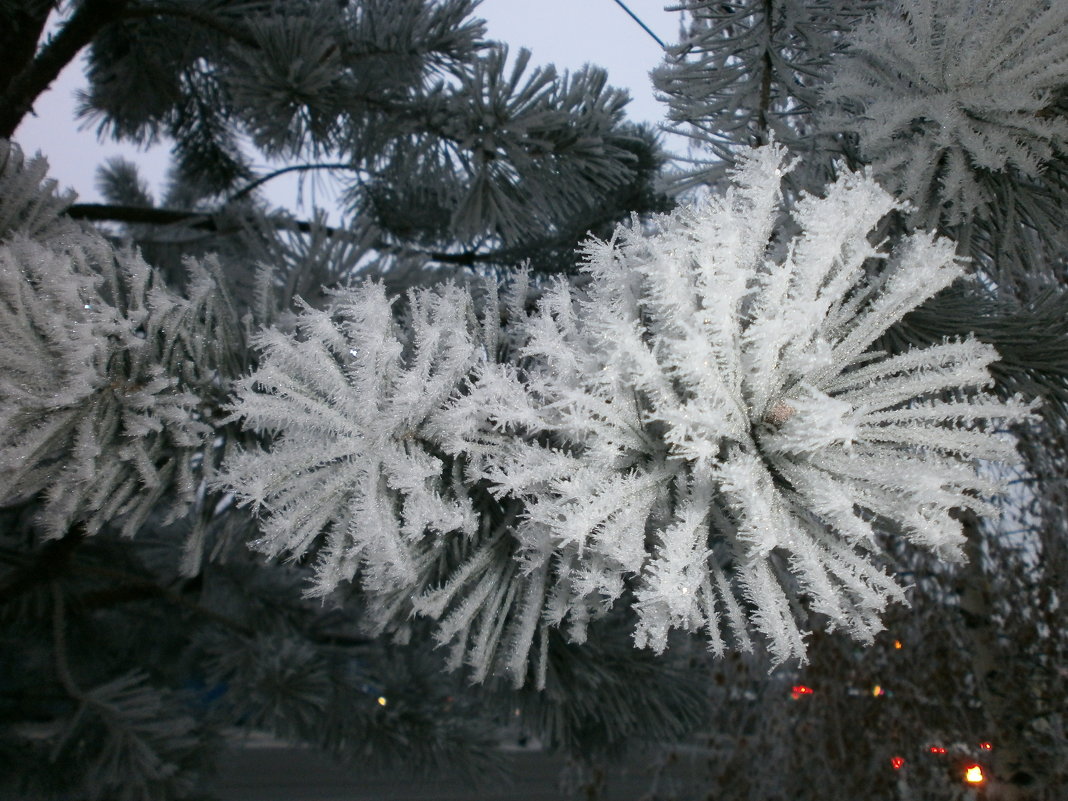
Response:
[222, 143, 1033, 679]
[822, 0, 1068, 224]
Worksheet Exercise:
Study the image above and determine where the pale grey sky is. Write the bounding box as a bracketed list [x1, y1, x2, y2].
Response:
[13, 0, 680, 214]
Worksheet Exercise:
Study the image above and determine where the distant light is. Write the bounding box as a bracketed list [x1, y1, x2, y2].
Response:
[891, 756, 905, 770]
[791, 685, 814, 700]
[964, 764, 985, 784]
[872, 684, 885, 697]
[979, 741, 993, 751]
[893, 640, 903, 650]
[377, 696, 388, 706]
[929, 746, 946, 754]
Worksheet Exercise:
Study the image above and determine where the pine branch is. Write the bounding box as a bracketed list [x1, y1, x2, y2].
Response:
[67, 202, 359, 243]
[0, 0, 132, 138]
[64, 201, 583, 269]
[120, 1, 258, 49]
[0, 0, 53, 98]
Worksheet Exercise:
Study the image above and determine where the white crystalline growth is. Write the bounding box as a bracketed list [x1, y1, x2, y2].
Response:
[449, 142, 1035, 667]
[218, 282, 480, 597]
[822, 0, 1068, 224]
[223, 143, 1035, 680]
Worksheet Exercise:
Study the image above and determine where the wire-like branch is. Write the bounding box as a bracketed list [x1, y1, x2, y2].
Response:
[226, 162, 355, 203]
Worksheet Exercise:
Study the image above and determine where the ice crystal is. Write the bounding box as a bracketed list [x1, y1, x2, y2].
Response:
[823, 0, 1068, 223]
[446, 143, 1033, 666]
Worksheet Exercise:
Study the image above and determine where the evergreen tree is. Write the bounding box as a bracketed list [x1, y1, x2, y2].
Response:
[1, 1, 681, 798]
[2, 1, 1067, 800]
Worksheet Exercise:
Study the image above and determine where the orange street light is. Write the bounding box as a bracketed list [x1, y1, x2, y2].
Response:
[964, 764, 985, 785]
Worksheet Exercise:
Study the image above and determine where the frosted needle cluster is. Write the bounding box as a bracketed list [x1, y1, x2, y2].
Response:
[221, 143, 1033, 680]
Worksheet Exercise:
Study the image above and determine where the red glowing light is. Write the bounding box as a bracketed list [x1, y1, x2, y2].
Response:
[979, 741, 992, 751]
[929, 746, 946, 755]
[893, 640, 903, 650]
[891, 756, 905, 770]
[790, 685, 814, 699]
[964, 764, 985, 784]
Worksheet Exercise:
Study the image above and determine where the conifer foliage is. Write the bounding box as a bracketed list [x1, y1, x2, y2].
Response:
[822, 0, 1068, 226]
[0, 141, 219, 540]
[2, 1, 1067, 799]
[221, 143, 1034, 679]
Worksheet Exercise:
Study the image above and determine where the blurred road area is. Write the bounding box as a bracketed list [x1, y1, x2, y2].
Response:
[214, 744, 653, 801]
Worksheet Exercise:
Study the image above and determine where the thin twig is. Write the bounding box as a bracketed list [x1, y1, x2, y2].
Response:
[50, 581, 82, 699]
[226, 162, 355, 203]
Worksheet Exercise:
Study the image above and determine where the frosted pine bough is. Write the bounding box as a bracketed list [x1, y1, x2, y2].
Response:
[221, 144, 1033, 682]
[822, 0, 1068, 225]
[0, 142, 213, 539]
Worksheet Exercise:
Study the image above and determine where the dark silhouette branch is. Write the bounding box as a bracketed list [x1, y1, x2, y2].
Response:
[0, 0, 133, 139]
[69, 202, 217, 230]
[0, 0, 263, 139]
[226, 162, 355, 203]
[66, 202, 513, 266]
[0, 0, 53, 99]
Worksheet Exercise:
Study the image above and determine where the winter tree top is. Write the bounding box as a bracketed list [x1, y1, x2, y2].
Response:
[219, 143, 1034, 685]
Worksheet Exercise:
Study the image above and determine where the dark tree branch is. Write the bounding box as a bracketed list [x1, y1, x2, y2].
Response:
[66, 202, 511, 265]
[68, 194, 633, 273]
[70, 202, 219, 230]
[226, 162, 355, 203]
[0, 0, 261, 139]
[0, 0, 54, 98]
[0, 0, 132, 139]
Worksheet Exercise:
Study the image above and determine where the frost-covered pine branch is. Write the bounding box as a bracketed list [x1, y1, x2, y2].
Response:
[821, 0, 1068, 227]
[0, 141, 232, 539]
[221, 143, 1034, 682]
[217, 281, 481, 596]
[652, 0, 875, 190]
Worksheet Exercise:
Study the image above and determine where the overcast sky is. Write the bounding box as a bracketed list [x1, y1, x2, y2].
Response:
[14, 0, 680, 214]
